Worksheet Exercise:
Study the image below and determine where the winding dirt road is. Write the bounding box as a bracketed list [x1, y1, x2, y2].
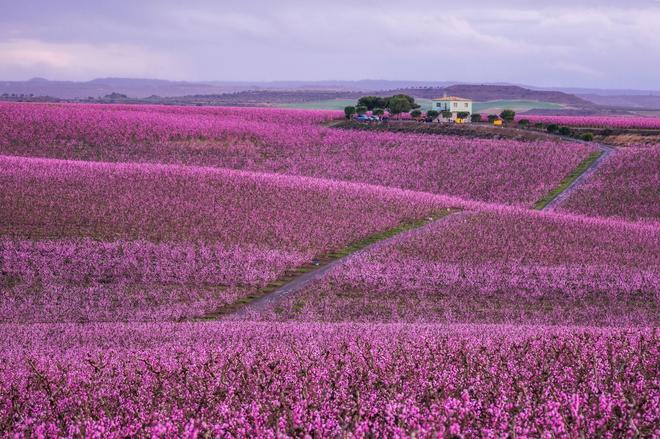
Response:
[233, 211, 467, 318]
[542, 141, 615, 211]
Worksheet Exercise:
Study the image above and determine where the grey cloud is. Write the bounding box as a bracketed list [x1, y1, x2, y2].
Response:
[0, 0, 659, 88]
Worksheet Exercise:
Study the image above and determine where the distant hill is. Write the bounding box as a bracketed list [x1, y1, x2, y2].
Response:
[576, 94, 660, 109]
[386, 85, 593, 108]
[0, 78, 236, 99]
[4, 77, 659, 110]
[0, 78, 453, 99]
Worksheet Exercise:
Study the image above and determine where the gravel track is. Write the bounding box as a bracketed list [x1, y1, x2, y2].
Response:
[233, 211, 468, 318]
[542, 141, 615, 211]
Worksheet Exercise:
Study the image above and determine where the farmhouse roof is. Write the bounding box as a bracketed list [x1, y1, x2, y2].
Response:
[431, 96, 472, 101]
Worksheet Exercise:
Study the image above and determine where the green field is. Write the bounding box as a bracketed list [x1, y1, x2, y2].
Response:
[473, 100, 564, 114]
[276, 99, 357, 110]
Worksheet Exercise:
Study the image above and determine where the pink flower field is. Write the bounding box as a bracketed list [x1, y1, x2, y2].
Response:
[0, 103, 658, 436]
[0, 153, 452, 322]
[0, 323, 657, 437]
[0, 154, 448, 247]
[265, 208, 659, 325]
[517, 114, 660, 129]
[0, 102, 597, 206]
[558, 145, 660, 221]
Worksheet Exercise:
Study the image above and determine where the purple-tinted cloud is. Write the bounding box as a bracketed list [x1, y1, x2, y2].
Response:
[1, 0, 659, 88]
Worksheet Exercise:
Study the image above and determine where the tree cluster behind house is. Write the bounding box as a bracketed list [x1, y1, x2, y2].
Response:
[344, 94, 421, 119]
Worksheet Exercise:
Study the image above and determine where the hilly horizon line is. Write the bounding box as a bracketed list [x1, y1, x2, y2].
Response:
[4, 76, 660, 96]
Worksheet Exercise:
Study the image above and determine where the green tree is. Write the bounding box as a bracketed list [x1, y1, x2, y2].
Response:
[427, 110, 439, 119]
[387, 96, 414, 114]
[441, 110, 453, 119]
[500, 109, 516, 122]
[355, 105, 368, 115]
[357, 96, 386, 110]
[558, 126, 572, 136]
[385, 94, 419, 112]
[410, 109, 422, 118]
[344, 106, 356, 119]
[546, 124, 559, 133]
[581, 132, 594, 141]
[518, 119, 530, 127]
[470, 114, 482, 122]
[457, 111, 470, 119]
[372, 108, 385, 117]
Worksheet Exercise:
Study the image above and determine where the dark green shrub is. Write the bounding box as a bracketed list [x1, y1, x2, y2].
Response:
[500, 109, 516, 122]
[558, 126, 572, 136]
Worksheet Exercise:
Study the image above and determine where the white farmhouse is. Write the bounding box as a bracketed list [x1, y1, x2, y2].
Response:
[431, 95, 473, 122]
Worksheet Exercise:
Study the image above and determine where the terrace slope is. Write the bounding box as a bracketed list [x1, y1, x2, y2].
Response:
[0, 154, 454, 322]
[0, 102, 597, 207]
[262, 207, 659, 326]
[558, 145, 660, 221]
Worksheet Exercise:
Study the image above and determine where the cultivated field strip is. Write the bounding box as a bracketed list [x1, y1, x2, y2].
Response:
[199, 209, 460, 319]
[538, 142, 614, 210]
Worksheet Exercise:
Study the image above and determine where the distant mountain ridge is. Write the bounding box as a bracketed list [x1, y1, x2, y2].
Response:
[1, 77, 659, 109]
[385, 85, 592, 108]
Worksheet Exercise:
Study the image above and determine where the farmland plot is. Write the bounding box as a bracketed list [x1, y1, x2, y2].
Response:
[0, 155, 450, 322]
[558, 145, 660, 221]
[0, 102, 596, 206]
[267, 208, 660, 325]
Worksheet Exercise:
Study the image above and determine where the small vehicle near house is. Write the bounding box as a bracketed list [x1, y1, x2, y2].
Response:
[355, 115, 370, 122]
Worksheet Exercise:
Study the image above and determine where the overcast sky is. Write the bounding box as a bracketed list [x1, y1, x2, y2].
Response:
[1, 0, 660, 89]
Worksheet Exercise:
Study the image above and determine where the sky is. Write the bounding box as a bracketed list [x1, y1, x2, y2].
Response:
[1, 0, 660, 89]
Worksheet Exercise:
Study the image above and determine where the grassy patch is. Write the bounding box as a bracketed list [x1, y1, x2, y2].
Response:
[533, 150, 603, 210]
[196, 208, 459, 320]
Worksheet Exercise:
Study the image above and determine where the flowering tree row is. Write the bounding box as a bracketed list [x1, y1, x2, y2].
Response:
[0, 155, 449, 250]
[0, 154, 454, 321]
[0, 239, 308, 322]
[558, 146, 660, 221]
[0, 102, 596, 206]
[0, 322, 656, 437]
[268, 208, 659, 325]
[516, 114, 660, 129]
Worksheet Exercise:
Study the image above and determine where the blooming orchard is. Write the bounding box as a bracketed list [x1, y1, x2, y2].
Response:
[0, 102, 596, 206]
[269, 208, 659, 325]
[0, 323, 656, 437]
[517, 114, 660, 129]
[0, 103, 657, 437]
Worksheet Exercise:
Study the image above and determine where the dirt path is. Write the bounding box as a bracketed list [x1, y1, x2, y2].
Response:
[231, 210, 466, 319]
[541, 141, 615, 211]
